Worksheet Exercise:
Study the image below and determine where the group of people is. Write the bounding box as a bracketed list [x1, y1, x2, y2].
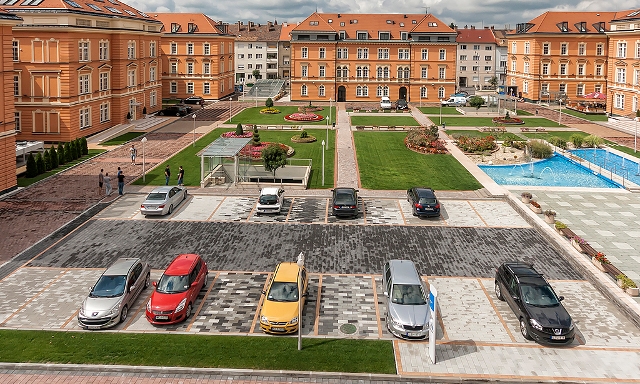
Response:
[98, 167, 126, 196]
[164, 164, 185, 186]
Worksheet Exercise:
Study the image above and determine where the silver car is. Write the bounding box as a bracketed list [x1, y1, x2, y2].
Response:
[382, 259, 430, 340]
[78, 258, 151, 329]
[140, 186, 187, 216]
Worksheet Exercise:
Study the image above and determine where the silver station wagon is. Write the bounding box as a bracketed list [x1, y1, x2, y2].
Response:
[78, 258, 151, 329]
[382, 259, 430, 340]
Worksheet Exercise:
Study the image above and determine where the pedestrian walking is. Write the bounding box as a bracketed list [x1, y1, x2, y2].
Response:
[177, 166, 184, 186]
[164, 165, 171, 185]
[104, 172, 112, 196]
[98, 169, 104, 196]
[117, 167, 125, 195]
[130, 144, 137, 164]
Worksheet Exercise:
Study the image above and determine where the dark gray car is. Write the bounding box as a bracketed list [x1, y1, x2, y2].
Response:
[382, 260, 430, 339]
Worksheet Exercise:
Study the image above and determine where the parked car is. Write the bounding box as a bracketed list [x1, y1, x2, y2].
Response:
[157, 105, 189, 116]
[177, 104, 194, 113]
[380, 96, 392, 110]
[382, 260, 429, 340]
[78, 258, 151, 329]
[256, 187, 285, 215]
[407, 187, 441, 217]
[260, 262, 308, 334]
[140, 186, 188, 216]
[495, 262, 575, 344]
[182, 96, 205, 106]
[331, 187, 359, 218]
[440, 96, 468, 106]
[146, 254, 208, 325]
[395, 99, 408, 110]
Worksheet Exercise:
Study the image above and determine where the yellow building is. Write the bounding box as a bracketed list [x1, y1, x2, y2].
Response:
[289, 13, 457, 103]
[607, 9, 640, 117]
[154, 13, 235, 100]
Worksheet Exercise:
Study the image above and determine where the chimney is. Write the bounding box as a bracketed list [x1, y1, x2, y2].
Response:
[237, 20, 242, 31]
[337, 13, 341, 18]
[248, 21, 254, 30]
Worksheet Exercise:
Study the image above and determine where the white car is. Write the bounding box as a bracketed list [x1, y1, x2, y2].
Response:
[380, 96, 392, 110]
[256, 187, 284, 215]
[140, 186, 187, 216]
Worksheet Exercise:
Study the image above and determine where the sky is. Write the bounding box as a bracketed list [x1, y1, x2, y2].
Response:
[129, 0, 640, 30]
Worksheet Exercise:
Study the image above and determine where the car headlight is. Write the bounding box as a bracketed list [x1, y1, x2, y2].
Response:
[175, 298, 187, 313]
[569, 321, 574, 331]
[529, 318, 543, 331]
[107, 305, 119, 316]
[261, 316, 269, 324]
[390, 317, 402, 327]
[79, 305, 86, 317]
[289, 317, 298, 325]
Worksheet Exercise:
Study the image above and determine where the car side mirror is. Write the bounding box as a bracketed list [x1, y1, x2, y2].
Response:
[129, 285, 135, 292]
[261, 290, 266, 295]
[355, 190, 360, 193]
[383, 291, 388, 297]
[152, 281, 157, 287]
[512, 295, 520, 301]
[559, 296, 564, 301]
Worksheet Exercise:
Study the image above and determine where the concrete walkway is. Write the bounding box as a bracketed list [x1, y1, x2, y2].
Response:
[335, 102, 359, 188]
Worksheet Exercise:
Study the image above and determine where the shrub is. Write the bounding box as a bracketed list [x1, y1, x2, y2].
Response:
[50, 146, 58, 169]
[583, 134, 604, 148]
[25, 153, 38, 178]
[544, 209, 556, 216]
[300, 130, 309, 138]
[570, 134, 584, 148]
[57, 143, 66, 165]
[530, 200, 541, 208]
[260, 107, 280, 114]
[80, 137, 88, 155]
[528, 140, 553, 159]
[43, 149, 52, 171]
[235, 123, 243, 136]
[548, 136, 567, 150]
[511, 140, 527, 150]
[468, 95, 485, 110]
[616, 274, 638, 289]
[455, 135, 496, 153]
[554, 221, 567, 229]
[35, 152, 45, 175]
[252, 127, 261, 146]
[64, 142, 73, 163]
[265, 98, 274, 108]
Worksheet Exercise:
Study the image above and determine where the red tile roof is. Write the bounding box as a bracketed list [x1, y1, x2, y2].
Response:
[1, 0, 158, 22]
[279, 22, 296, 41]
[611, 9, 640, 22]
[516, 11, 617, 34]
[153, 13, 227, 34]
[226, 21, 282, 41]
[456, 27, 497, 43]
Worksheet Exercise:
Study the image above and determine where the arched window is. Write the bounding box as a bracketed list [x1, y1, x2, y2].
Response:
[438, 87, 445, 99]
[319, 85, 325, 96]
[383, 86, 389, 97]
[383, 67, 389, 78]
[356, 85, 363, 96]
[356, 66, 363, 78]
[301, 84, 308, 96]
[377, 67, 383, 78]
[376, 85, 383, 97]
[363, 66, 369, 77]
[403, 67, 410, 79]
[420, 86, 427, 98]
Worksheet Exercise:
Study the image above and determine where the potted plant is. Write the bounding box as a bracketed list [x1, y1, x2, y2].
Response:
[529, 200, 542, 214]
[554, 221, 568, 236]
[521, 192, 532, 204]
[616, 274, 639, 296]
[592, 252, 609, 272]
[543, 209, 556, 224]
[570, 235, 588, 253]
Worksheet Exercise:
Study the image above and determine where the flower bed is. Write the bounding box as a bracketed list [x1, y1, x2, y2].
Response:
[221, 131, 253, 138]
[404, 126, 448, 154]
[260, 108, 280, 114]
[492, 117, 524, 125]
[291, 135, 317, 143]
[239, 142, 294, 159]
[455, 135, 497, 153]
[284, 113, 324, 122]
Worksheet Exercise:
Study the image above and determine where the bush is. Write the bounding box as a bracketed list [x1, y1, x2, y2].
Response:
[583, 134, 604, 148]
[252, 127, 261, 146]
[555, 221, 567, 229]
[64, 142, 73, 163]
[548, 136, 567, 150]
[468, 96, 485, 110]
[511, 140, 527, 150]
[50, 146, 58, 169]
[80, 137, 88, 155]
[35, 152, 45, 175]
[528, 140, 553, 159]
[43, 149, 52, 171]
[570, 134, 584, 148]
[25, 153, 38, 178]
[455, 135, 496, 153]
[265, 98, 274, 108]
[300, 130, 308, 138]
[235, 123, 243, 136]
[57, 143, 66, 165]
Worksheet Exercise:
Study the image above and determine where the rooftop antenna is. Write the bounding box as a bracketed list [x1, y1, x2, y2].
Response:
[425, 6, 429, 14]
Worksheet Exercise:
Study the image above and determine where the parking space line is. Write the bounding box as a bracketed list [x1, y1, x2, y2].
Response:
[249, 272, 272, 334]
[361, 199, 367, 223]
[122, 288, 154, 330]
[477, 277, 517, 343]
[61, 308, 80, 329]
[0, 269, 68, 327]
[166, 194, 193, 220]
[424, 277, 449, 341]
[284, 197, 295, 223]
[393, 339, 404, 375]
[206, 196, 225, 221]
[397, 199, 408, 225]
[314, 274, 322, 336]
[371, 276, 382, 338]
[186, 271, 220, 332]
[324, 199, 329, 224]
[246, 201, 257, 222]
[467, 201, 489, 227]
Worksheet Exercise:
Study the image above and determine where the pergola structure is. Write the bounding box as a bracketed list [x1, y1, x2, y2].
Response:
[199, 137, 251, 187]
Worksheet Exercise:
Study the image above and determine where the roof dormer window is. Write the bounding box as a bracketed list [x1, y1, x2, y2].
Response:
[557, 21, 569, 32]
[592, 22, 606, 32]
[574, 21, 587, 32]
[188, 23, 197, 33]
[379, 31, 390, 40]
[309, 21, 319, 26]
[171, 23, 180, 33]
[357, 31, 367, 40]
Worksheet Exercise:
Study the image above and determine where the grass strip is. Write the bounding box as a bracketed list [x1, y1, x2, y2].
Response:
[440, 117, 566, 127]
[445, 130, 524, 141]
[226, 106, 335, 126]
[417, 107, 462, 115]
[350, 116, 420, 126]
[17, 149, 107, 187]
[0, 330, 395, 374]
[101, 132, 145, 146]
[560, 109, 608, 122]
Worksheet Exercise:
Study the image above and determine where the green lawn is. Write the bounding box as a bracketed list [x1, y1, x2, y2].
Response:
[0, 330, 395, 374]
[354, 132, 482, 190]
[17, 149, 106, 187]
[350, 116, 420, 126]
[227, 106, 335, 125]
[522, 131, 588, 141]
[133, 128, 335, 189]
[441, 117, 566, 127]
[446, 130, 524, 141]
[101, 132, 145, 146]
[516, 110, 534, 116]
[417, 107, 462, 115]
[561, 109, 608, 122]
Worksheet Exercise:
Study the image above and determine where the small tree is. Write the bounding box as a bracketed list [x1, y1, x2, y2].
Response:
[583, 134, 604, 148]
[64, 142, 73, 163]
[25, 153, 38, 177]
[489, 76, 499, 89]
[50, 146, 58, 169]
[468, 96, 485, 110]
[35, 152, 45, 175]
[265, 98, 274, 108]
[262, 144, 288, 182]
[57, 143, 66, 165]
[252, 69, 261, 80]
[252, 126, 261, 146]
[80, 137, 88, 155]
[71, 139, 79, 160]
[636, 109, 640, 119]
[43, 149, 52, 171]
[570, 134, 584, 148]
[235, 123, 243, 136]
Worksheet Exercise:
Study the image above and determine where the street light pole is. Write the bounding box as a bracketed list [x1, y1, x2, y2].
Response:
[439, 100, 442, 125]
[192, 113, 196, 147]
[635, 117, 638, 153]
[321, 140, 325, 186]
[141, 137, 147, 182]
[229, 96, 232, 123]
[327, 98, 332, 150]
[559, 100, 562, 126]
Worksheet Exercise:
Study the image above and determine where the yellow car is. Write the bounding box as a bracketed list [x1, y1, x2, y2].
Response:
[260, 262, 308, 334]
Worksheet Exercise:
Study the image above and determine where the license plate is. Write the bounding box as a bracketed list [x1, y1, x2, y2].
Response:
[272, 327, 285, 332]
[551, 335, 565, 340]
[423, 207, 433, 211]
[156, 316, 169, 320]
[407, 332, 422, 337]
[87, 325, 101, 330]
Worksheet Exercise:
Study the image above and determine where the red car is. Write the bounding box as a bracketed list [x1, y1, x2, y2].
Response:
[146, 254, 208, 325]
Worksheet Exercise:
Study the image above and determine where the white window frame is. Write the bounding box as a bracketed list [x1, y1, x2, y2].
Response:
[99, 41, 109, 60]
[79, 74, 90, 94]
[170, 82, 177, 93]
[99, 72, 109, 91]
[79, 41, 89, 62]
[187, 82, 194, 94]
[170, 43, 178, 55]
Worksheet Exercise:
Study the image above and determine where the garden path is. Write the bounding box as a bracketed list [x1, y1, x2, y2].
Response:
[335, 102, 359, 188]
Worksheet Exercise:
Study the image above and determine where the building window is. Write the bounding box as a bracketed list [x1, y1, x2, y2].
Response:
[13, 75, 19, 96]
[420, 86, 427, 98]
[301, 47, 308, 58]
[79, 74, 90, 94]
[170, 43, 178, 55]
[318, 85, 325, 96]
[79, 41, 89, 62]
[421, 67, 427, 78]
[560, 63, 567, 75]
[438, 67, 445, 79]
[378, 48, 389, 60]
[247, 54, 252, 59]
[356, 85, 368, 96]
[460, 55, 467, 61]
[439, 49, 445, 60]
[421, 49, 428, 60]
[12, 41, 19, 61]
[472, 66, 479, 71]
[542, 63, 549, 75]
[301, 84, 307, 96]
[256, 54, 263, 59]
[577, 84, 584, 96]
[560, 43, 568, 55]
[187, 43, 194, 55]
[617, 68, 626, 83]
[577, 63, 585, 77]
[615, 93, 625, 109]
[484, 56, 492, 61]
[203, 62, 210, 74]
[578, 43, 586, 56]
[438, 87, 445, 99]
[460, 45, 467, 50]
[186, 82, 194, 94]
[170, 82, 177, 93]
[511, 60, 516, 72]
[542, 43, 550, 55]
[150, 91, 157, 107]
[511, 42, 516, 54]
[149, 41, 156, 57]
[636, 42, 640, 59]
[596, 43, 604, 56]
[149, 67, 156, 82]
[357, 48, 368, 59]
[635, 69, 640, 85]
[337, 48, 348, 59]
[618, 42, 627, 58]
[127, 41, 136, 59]
[523, 80, 528, 93]
[541, 83, 549, 94]
[559, 83, 566, 93]
[460, 66, 466, 71]
[204, 43, 210, 55]
[187, 62, 194, 75]
[473, 55, 480, 61]
[99, 41, 109, 60]
[301, 65, 308, 77]
[203, 82, 210, 95]
[398, 49, 409, 60]
[317, 65, 325, 77]
[595, 64, 603, 77]
[170, 62, 178, 74]
[524, 42, 530, 54]
[319, 47, 325, 59]
[80, 107, 90, 129]
[100, 103, 109, 123]
[220, 42, 224, 54]
[99, 72, 109, 91]
[14, 112, 20, 132]
[128, 69, 136, 87]
[523, 62, 529, 74]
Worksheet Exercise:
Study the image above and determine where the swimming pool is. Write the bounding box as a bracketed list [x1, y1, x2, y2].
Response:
[570, 148, 640, 186]
[478, 154, 621, 188]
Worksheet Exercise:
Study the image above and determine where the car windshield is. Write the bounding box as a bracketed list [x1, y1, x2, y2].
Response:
[156, 274, 190, 294]
[259, 194, 278, 205]
[90, 275, 126, 298]
[334, 192, 355, 205]
[521, 284, 560, 307]
[267, 281, 299, 302]
[146, 193, 167, 201]
[391, 284, 427, 305]
[418, 197, 437, 205]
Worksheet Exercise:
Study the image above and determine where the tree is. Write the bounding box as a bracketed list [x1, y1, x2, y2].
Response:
[468, 96, 485, 110]
[261, 144, 287, 182]
[57, 143, 66, 165]
[489, 76, 499, 89]
[265, 98, 273, 108]
[50, 146, 58, 169]
[80, 137, 88, 155]
[252, 126, 261, 146]
[25, 153, 37, 178]
[583, 134, 604, 148]
[35, 152, 45, 175]
[235, 123, 243, 136]
[252, 69, 261, 80]
[64, 142, 73, 163]
[43, 149, 52, 171]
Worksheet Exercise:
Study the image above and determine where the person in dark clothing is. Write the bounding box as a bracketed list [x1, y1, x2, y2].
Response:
[117, 168, 125, 195]
[164, 165, 171, 185]
[177, 166, 184, 186]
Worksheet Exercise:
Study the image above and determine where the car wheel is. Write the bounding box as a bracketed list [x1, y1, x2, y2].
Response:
[144, 273, 151, 289]
[185, 304, 192, 320]
[520, 318, 532, 340]
[158, 111, 164, 116]
[495, 282, 504, 301]
[168, 204, 173, 214]
[120, 305, 128, 323]
[183, 191, 187, 200]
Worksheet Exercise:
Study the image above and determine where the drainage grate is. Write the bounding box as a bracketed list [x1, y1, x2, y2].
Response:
[339, 323, 357, 335]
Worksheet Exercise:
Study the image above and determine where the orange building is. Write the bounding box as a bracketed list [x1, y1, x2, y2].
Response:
[154, 13, 235, 100]
[607, 9, 640, 117]
[0, 9, 22, 194]
[289, 13, 457, 103]
[506, 12, 616, 102]
[3, 0, 164, 143]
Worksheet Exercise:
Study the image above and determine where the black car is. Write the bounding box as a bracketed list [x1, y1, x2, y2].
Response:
[157, 105, 189, 116]
[183, 96, 205, 106]
[407, 187, 440, 217]
[495, 262, 575, 345]
[331, 187, 359, 218]
[395, 99, 408, 110]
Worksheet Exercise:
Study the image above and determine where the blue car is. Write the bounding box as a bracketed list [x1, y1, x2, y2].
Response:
[407, 187, 440, 217]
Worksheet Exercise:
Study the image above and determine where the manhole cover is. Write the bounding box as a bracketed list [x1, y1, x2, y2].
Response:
[339, 323, 357, 335]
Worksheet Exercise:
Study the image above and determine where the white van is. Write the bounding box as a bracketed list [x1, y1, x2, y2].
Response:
[380, 97, 392, 110]
[440, 96, 467, 106]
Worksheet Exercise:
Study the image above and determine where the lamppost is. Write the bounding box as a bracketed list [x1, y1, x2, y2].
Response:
[141, 136, 147, 182]
[420, 91, 422, 108]
[229, 96, 232, 123]
[255, 86, 259, 109]
[559, 99, 563, 126]
[439, 100, 442, 125]
[321, 140, 325, 186]
[327, 98, 332, 150]
[192, 113, 196, 147]
[635, 116, 639, 153]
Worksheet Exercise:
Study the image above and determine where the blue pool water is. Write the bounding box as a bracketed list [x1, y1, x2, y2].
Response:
[570, 148, 640, 186]
[478, 154, 621, 188]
